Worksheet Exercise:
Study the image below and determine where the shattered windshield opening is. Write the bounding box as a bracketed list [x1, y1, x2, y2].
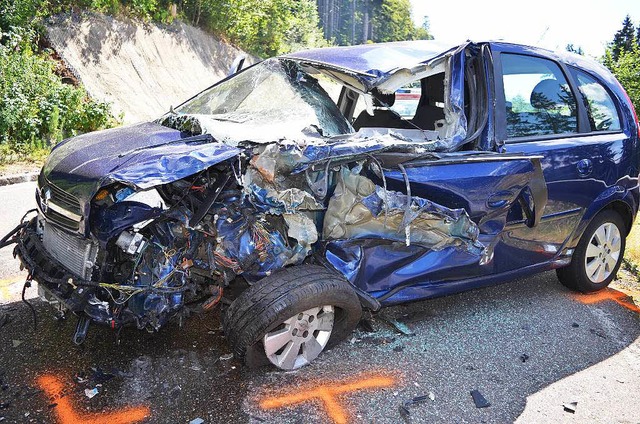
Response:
[163, 59, 352, 143]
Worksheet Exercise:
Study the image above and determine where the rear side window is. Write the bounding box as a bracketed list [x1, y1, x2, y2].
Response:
[572, 69, 621, 132]
[502, 54, 578, 138]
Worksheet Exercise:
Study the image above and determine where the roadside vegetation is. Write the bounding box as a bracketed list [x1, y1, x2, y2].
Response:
[602, 16, 640, 276]
[0, 29, 115, 164]
[0, 0, 429, 165]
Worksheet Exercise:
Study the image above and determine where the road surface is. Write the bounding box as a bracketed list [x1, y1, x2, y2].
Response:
[0, 181, 638, 423]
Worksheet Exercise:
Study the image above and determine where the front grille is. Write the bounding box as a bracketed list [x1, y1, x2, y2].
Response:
[38, 177, 83, 231]
[42, 221, 98, 280]
[47, 182, 82, 216]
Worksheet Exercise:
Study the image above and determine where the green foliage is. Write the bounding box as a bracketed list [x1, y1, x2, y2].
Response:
[374, 0, 414, 43]
[183, 0, 327, 57]
[0, 29, 116, 156]
[611, 15, 637, 62]
[604, 45, 640, 114]
[604, 16, 640, 115]
[316, 0, 431, 46]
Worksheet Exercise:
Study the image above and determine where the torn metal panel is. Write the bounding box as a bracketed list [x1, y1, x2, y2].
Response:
[283, 40, 460, 88]
[323, 166, 482, 251]
[105, 139, 241, 189]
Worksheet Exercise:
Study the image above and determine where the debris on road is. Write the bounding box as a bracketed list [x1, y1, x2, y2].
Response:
[84, 387, 99, 399]
[11, 340, 21, 348]
[563, 401, 578, 413]
[398, 393, 433, 420]
[0, 312, 10, 329]
[220, 354, 233, 361]
[470, 389, 491, 408]
[189, 418, 204, 424]
[380, 317, 415, 336]
[398, 404, 410, 420]
[91, 367, 116, 384]
[520, 354, 530, 363]
[572, 322, 580, 328]
[358, 318, 375, 333]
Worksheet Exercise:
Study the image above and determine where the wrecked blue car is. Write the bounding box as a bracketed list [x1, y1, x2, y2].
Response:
[4, 40, 639, 370]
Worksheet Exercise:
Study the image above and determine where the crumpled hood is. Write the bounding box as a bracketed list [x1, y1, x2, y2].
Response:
[42, 122, 241, 210]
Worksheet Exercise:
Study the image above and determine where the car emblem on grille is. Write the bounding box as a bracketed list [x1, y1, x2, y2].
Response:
[41, 187, 52, 213]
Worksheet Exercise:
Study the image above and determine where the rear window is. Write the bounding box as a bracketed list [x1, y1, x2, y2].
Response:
[571, 69, 621, 132]
[501, 54, 578, 138]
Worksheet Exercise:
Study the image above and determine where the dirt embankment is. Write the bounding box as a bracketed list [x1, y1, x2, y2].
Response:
[45, 13, 252, 124]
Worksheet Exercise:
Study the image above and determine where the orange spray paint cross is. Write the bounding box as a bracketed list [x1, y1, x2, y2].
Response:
[259, 374, 396, 424]
[38, 374, 150, 424]
[573, 288, 640, 314]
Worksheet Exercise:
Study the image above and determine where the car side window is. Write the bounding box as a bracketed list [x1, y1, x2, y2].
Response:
[502, 54, 578, 139]
[571, 69, 621, 132]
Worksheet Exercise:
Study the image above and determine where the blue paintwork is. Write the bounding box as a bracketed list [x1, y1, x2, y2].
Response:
[283, 40, 459, 78]
[41, 122, 241, 235]
[319, 41, 639, 304]
[35, 40, 640, 309]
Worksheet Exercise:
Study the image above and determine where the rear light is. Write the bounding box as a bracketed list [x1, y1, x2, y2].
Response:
[616, 80, 640, 139]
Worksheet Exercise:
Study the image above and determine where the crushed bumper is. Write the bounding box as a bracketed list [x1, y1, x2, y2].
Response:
[12, 219, 100, 314]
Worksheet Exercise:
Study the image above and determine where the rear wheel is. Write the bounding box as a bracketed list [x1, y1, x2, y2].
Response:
[223, 265, 361, 370]
[557, 210, 626, 292]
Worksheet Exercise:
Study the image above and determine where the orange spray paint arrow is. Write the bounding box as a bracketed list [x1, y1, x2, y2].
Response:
[572, 288, 640, 313]
[259, 374, 396, 424]
[38, 374, 150, 424]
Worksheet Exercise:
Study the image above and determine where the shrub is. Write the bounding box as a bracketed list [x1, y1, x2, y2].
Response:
[0, 28, 116, 156]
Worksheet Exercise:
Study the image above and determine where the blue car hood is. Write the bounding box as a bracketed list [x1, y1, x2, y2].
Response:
[42, 121, 241, 201]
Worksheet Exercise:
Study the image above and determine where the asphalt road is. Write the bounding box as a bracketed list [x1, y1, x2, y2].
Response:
[0, 181, 638, 424]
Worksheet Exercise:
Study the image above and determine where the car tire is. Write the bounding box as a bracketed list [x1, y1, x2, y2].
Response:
[223, 264, 362, 370]
[556, 210, 626, 293]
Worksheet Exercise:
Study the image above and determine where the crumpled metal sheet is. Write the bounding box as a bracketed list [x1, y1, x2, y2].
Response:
[106, 141, 241, 189]
[283, 213, 318, 266]
[323, 166, 481, 251]
[325, 239, 483, 301]
[283, 40, 460, 89]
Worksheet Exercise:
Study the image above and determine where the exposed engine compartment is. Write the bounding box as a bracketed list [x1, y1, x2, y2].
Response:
[16, 137, 492, 342]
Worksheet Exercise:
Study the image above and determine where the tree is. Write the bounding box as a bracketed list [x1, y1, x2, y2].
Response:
[605, 44, 640, 115]
[373, 0, 415, 42]
[611, 15, 636, 61]
[413, 16, 434, 40]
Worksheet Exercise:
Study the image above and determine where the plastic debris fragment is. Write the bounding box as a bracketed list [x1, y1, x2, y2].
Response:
[84, 387, 99, 399]
[563, 401, 577, 413]
[470, 390, 490, 408]
[189, 418, 205, 424]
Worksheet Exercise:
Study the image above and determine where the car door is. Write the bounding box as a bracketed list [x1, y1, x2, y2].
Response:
[323, 152, 548, 304]
[491, 44, 630, 273]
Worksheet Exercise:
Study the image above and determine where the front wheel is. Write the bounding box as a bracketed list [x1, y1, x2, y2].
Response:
[557, 210, 626, 292]
[223, 265, 362, 370]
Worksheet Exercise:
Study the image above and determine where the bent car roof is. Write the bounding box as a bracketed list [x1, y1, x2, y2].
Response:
[282, 40, 460, 77]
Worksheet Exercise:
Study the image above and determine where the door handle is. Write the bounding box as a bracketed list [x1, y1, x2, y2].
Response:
[576, 158, 593, 177]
